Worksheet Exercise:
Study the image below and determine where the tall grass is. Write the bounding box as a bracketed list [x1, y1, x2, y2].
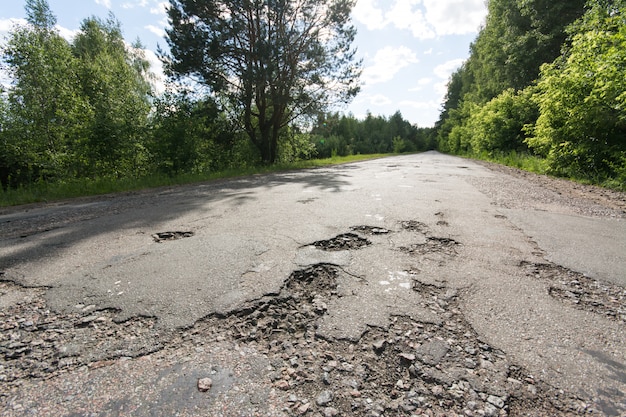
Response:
[0, 154, 389, 207]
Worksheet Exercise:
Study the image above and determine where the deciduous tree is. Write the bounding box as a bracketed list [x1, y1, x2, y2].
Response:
[163, 0, 361, 163]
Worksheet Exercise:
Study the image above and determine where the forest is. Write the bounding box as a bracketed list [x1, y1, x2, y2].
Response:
[1, 0, 624, 197]
[436, 0, 626, 189]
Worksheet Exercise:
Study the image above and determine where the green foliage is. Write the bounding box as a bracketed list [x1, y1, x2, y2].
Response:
[148, 90, 244, 175]
[277, 128, 318, 163]
[2, 1, 91, 184]
[468, 88, 538, 155]
[164, 0, 362, 164]
[434, 0, 626, 188]
[72, 15, 153, 178]
[311, 111, 430, 159]
[527, 0, 626, 180]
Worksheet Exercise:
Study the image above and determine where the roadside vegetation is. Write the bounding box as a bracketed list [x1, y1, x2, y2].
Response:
[435, 0, 626, 191]
[0, 0, 433, 207]
[1, 0, 623, 208]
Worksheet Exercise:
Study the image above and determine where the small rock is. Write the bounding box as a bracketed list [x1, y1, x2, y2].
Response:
[320, 371, 330, 384]
[483, 403, 499, 417]
[316, 390, 334, 406]
[297, 402, 311, 414]
[487, 395, 505, 409]
[372, 339, 386, 352]
[197, 377, 213, 392]
[323, 407, 339, 417]
[431, 385, 445, 397]
[275, 380, 290, 390]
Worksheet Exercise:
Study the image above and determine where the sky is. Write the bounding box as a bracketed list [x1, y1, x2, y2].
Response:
[0, 0, 487, 127]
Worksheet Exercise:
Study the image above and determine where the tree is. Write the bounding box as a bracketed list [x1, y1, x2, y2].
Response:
[149, 90, 237, 174]
[2, 0, 90, 182]
[527, 0, 626, 180]
[72, 15, 153, 177]
[163, 0, 361, 163]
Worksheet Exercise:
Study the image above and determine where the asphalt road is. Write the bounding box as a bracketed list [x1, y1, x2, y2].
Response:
[1, 151, 625, 415]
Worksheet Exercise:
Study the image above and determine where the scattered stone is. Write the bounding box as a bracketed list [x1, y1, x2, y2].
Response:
[197, 377, 213, 392]
[297, 402, 311, 414]
[316, 390, 334, 406]
[322, 406, 339, 417]
[372, 339, 386, 353]
[275, 380, 290, 391]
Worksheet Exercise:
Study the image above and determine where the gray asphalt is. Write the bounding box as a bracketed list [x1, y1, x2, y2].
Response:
[1, 151, 625, 411]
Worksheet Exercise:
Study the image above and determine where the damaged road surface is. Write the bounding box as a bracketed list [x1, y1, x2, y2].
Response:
[1, 152, 626, 416]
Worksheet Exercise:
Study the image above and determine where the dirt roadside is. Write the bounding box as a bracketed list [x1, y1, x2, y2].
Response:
[1, 160, 625, 417]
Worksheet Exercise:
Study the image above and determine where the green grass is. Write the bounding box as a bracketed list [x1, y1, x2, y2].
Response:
[462, 150, 626, 192]
[470, 150, 550, 174]
[0, 153, 390, 207]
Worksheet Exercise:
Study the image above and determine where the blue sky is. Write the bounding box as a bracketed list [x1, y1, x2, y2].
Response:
[0, 0, 487, 127]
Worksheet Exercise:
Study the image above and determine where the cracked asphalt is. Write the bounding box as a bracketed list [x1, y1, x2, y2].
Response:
[1, 151, 625, 416]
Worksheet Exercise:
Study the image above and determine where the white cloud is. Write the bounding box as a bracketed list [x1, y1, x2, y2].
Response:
[0, 19, 77, 43]
[145, 24, 165, 38]
[433, 58, 464, 80]
[95, 0, 112, 9]
[385, 0, 435, 40]
[362, 46, 419, 85]
[423, 48, 433, 55]
[150, 2, 168, 15]
[352, 0, 387, 30]
[423, 0, 487, 36]
[0, 18, 26, 34]
[353, 0, 487, 39]
[57, 25, 79, 41]
[122, 0, 150, 8]
[142, 48, 166, 94]
[433, 58, 465, 98]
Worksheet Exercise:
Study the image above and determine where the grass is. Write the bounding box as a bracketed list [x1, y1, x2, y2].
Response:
[462, 150, 626, 192]
[0, 153, 390, 208]
[469, 150, 550, 175]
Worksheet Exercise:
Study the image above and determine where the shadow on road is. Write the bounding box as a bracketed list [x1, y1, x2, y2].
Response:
[0, 166, 355, 277]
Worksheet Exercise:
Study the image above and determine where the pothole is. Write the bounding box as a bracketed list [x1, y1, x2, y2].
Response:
[350, 225, 391, 235]
[400, 237, 461, 256]
[309, 233, 371, 251]
[400, 220, 429, 233]
[152, 231, 194, 242]
[522, 262, 626, 322]
[187, 267, 591, 416]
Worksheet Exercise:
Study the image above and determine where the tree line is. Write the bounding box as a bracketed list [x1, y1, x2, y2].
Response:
[310, 111, 434, 158]
[1, 0, 374, 191]
[435, 0, 626, 187]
